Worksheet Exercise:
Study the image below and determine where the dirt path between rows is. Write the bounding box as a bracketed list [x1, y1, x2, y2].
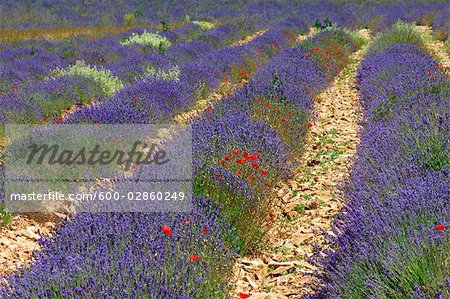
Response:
[230, 29, 370, 299]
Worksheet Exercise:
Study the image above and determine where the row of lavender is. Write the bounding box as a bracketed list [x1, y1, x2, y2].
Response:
[312, 26, 450, 298]
[0, 20, 272, 134]
[1, 0, 449, 40]
[63, 27, 299, 125]
[0, 23, 286, 299]
[0, 27, 364, 298]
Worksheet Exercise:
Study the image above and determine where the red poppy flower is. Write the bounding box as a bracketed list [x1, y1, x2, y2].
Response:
[133, 98, 138, 104]
[183, 220, 189, 225]
[436, 225, 445, 231]
[281, 117, 287, 122]
[427, 71, 432, 76]
[325, 63, 331, 67]
[251, 163, 259, 169]
[134, 163, 141, 169]
[249, 155, 257, 161]
[308, 123, 313, 127]
[265, 182, 271, 188]
[190, 254, 200, 262]
[162, 225, 172, 236]
[112, 138, 121, 143]
[437, 64, 441, 70]
[56, 117, 63, 124]
[239, 293, 250, 299]
[232, 150, 239, 155]
[269, 212, 275, 219]
[273, 93, 278, 98]
[258, 98, 263, 103]
[216, 174, 222, 180]
[265, 103, 270, 107]
[236, 159, 245, 164]
[206, 107, 213, 113]
[261, 169, 268, 175]
[288, 111, 292, 115]
[204, 227, 209, 234]
[255, 152, 261, 158]
[224, 155, 231, 161]
[224, 77, 229, 83]
[243, 151, 249, 158]
[250, 211, 258, 215]
[235, 171, 242, 177]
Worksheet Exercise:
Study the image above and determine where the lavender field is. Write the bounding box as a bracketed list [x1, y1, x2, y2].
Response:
[0, 1, 449, 298]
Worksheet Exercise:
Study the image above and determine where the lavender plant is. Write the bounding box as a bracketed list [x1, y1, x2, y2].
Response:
[311, 37, 450, 299]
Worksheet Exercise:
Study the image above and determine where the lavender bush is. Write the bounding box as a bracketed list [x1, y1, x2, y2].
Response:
[0, 196, 235, 298]
[311, 36, 450, 298]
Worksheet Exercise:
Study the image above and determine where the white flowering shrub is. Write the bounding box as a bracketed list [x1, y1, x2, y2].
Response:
[53, 60, 123, 96]
[145, 65, 180, 81]
[192, 21, 215, 30]
[120, 30, 171, 50]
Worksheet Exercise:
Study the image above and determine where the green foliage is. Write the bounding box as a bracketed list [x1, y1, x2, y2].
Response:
[294, 204, 306, 214]
[370, 21, 427, 52]
[160, 20, 170, 32]
[193, 174, 267, 255]
[340, 235, 450, 299]
[133, 8, 144, 18]
[0, 204, 12, 228]
[185, 14, 191, 23]
[53, 60, 123, 96]
[120, 30, 171, 52]
[314, 18, 334, 30]
[158, 41, 165, 54]
[415, 129, 449, 172]
[192, 20, 215, 30]
[123, 12, 135, 26]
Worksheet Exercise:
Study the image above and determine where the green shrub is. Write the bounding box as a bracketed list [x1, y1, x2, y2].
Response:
[314, 18, 334, 30]
[370, 21, 426, 52]
[192, 20, 215, 30]
[0, 204, 12, 228]
[120, 30, 171, 51]
[123, 12, 135, 26]
[53, 61, 124, 97]
[160, 20, 170, 32]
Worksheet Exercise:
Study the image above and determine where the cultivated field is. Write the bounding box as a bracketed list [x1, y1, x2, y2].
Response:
[0, 1, 449, 298]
